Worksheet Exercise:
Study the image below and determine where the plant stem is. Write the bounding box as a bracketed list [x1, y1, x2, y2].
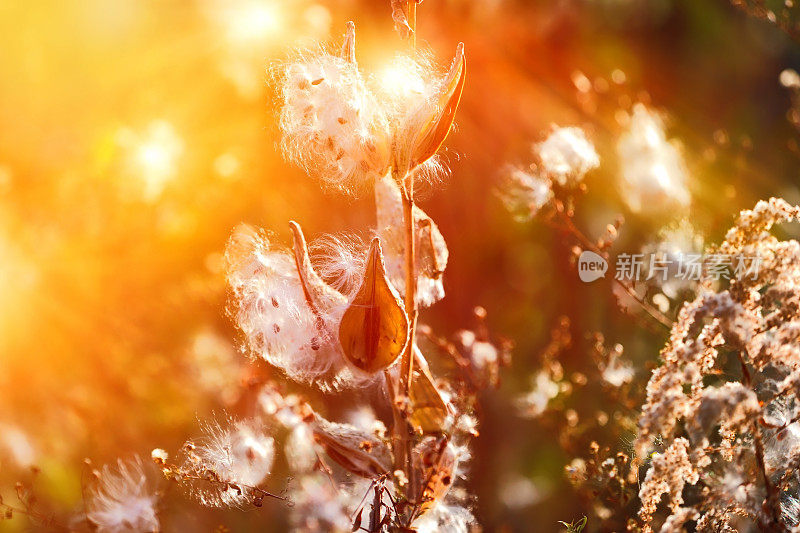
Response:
[386, 5, 420, 524]
[0, 501, 67, 531]
[401, 0, 419, 409]
[400, 179, 418, 397]
[408, 0, 417, 49]
[737, 353, 785, 531]
[553, 207, 672, 330]
[390, 172, 418, 501]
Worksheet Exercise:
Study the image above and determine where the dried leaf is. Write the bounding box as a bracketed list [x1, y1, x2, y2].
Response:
[312, 418, 392, 478]
[408, 348, 450, 433]
[340, 21, 356, 64]
[417, 218, 446, 279]
[375, 176, 448, 307]
[338, 238, 409, 373]
[409, 43, 466, 169]
[386, 347, 450, 433]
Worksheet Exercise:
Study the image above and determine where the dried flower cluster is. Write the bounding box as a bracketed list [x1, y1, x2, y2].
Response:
[636, 198, 800, 531]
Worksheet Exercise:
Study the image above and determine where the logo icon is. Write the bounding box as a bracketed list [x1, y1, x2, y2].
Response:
[578, 250, 607, 282]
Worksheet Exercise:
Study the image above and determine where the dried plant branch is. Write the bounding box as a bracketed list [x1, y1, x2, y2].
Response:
[408, 0, 417, 49]
[0, 479, 67, 531]
[735, 351, 784, 531]
[392, 3, 423, 517]
[551, 201, 673, 330]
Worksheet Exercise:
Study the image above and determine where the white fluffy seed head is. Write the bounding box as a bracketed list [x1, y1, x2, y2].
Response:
[413, 503, 475, 533]
[370, 52, 451, 180]
[0, 424, 36, 469]
[617, 104, 690, 212]
[781, 68, 800, 89]
[345, 406, 388, 439]
[182, 419, 275, 507]
[86, 457, 159, 533]
[285, 423, 318, 473]
[515, 370, 561, 419]
[370, 53, 439, 125]
[498, 166, 554, 221]
[225, 224, 342, 385]
[309, 233, 368, 298]
[280, 50, 390, 193]
[279, 26, 461, 193]
[640, 220, 704, 299]
[535, 126, 599, 186]
[601, 354, 634, 387]
[289, 475, 353, 532]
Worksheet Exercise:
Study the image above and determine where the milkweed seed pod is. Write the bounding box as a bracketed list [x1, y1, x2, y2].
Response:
[410, 436, 470, 522]
[226, 222, 408, 389]
[280, 22, 465, 192]
[225, 224, 348, 386]
[311, 416, 393, 478]
[412, 438, 456, 508]
[371, 44, 466, 179]
[337, 237, 409, 374]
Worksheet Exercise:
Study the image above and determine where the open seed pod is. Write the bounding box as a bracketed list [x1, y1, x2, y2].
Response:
[407, 43, 465, 171]
[279, 22, 390, 193]
[338, 238, 409, 373]
[312, 417, 392, 478]
[226, 222, 384, 390]
[290, 221, 348, 314]
[410, 436, 458, 512]
[391, 43, 466, 176]
[225, 224, 343, 384]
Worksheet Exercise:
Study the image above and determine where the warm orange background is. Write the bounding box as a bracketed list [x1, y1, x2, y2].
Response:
[1, 1, 799, 530]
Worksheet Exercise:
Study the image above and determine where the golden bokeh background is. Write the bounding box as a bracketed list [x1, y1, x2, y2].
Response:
[1, 0, 800, 530]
